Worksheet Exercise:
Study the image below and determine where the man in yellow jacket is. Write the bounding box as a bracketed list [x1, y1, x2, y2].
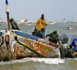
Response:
[36, 14, 47, 31]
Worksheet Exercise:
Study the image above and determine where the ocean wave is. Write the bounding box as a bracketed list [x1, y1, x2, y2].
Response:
[0, 58, 64, 65]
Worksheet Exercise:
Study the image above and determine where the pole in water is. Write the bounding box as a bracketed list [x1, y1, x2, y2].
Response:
[5, 0, 10, 30]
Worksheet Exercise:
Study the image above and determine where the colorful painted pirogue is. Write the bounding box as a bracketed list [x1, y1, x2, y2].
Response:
[0, 0, 60, 61]
[0, 30, 60, 61]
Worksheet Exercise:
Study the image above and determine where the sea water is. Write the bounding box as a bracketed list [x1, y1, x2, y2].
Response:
[0, 21, 77, 70]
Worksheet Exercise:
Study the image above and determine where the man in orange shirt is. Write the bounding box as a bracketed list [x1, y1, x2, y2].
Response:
[34, 14, 47, 39]
[36, 14, 47, 31]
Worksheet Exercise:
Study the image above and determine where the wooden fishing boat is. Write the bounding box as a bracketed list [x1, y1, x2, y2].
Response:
[0, 0, 60, 61]
[0, 30, 60, 61]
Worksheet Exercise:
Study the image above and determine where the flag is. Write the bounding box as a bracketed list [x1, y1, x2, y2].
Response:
[5, 0, 9, 14]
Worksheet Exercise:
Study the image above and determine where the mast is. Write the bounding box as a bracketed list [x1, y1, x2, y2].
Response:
[5, 0, 10, 30]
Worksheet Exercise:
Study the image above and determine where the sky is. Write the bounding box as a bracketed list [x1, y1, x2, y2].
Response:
[0, 0, 77, 22]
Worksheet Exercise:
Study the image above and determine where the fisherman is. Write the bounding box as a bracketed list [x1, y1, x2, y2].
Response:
[59, 41, 68, 58]
[32, 28, 38, 36]
[39, 28, 45, 39]
[67, 44, 75, 58]
[35, 14, 47, 31]
[32, 28, 45, 39]
[60, 43, 75, 58]
[59, 34, 75, 58]
[32, 14, 47, 39]
[10, 18, 20, 30]
[46, 30, 60, 58]
[46, 30, 59, 44]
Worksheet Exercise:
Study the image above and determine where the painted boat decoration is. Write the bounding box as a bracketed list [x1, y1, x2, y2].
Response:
[0, 30, 59, 61]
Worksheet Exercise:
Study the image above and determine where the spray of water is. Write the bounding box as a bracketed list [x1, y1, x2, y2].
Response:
[0, 58, 65, 65]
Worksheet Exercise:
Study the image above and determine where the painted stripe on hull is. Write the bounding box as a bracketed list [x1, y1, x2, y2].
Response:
[0, 32, 2, 36]
[15, 31, 38, 41]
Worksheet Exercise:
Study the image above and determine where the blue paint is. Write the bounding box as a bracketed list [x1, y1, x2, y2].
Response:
[15, 31, 38, 41]
[0, 32, 2, 36]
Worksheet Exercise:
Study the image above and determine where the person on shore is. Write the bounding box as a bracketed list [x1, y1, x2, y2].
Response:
[46, 30, 59, 44]
[10, 18, 20, 30]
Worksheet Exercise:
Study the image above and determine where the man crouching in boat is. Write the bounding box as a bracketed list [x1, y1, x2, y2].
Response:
[46, 30, 59, 44]
[46, 30, 60, 58]
[32, 28, 45, 39]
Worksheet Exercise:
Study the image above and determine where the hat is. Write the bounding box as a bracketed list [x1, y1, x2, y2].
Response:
[53, 30, 57, 34]
[41, 14, 44, 17]
[41, 14, 44, 19]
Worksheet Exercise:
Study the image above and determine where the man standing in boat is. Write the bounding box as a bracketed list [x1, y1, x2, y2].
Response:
[34, 14, 47, 38]
[35, 14, 47, 31]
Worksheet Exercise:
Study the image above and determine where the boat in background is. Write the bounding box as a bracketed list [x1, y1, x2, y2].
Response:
[17, 19, 34, 26]
[67, 25, 74, 30]
[72, 21, 77, 23]
[61, 18, 67, 23]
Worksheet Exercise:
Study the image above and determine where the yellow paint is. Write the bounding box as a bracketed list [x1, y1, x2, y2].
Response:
[74, 52, 77, 55]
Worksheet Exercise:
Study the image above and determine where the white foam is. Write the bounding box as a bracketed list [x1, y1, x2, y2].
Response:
[0, 58, 64, 65]
[30, 58, 64, 64]
[74, 58, 77, 61]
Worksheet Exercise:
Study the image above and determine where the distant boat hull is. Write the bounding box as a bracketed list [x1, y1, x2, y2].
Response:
[67, 25, 74, 30]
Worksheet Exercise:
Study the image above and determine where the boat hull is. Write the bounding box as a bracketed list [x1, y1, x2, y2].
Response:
[0, 30, 59, 61]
